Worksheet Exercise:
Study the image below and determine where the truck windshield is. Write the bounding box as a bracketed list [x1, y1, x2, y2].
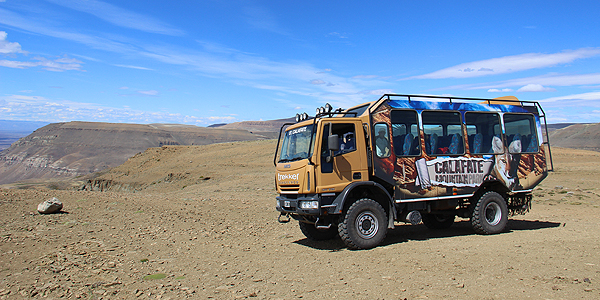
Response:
[279, 124, 315, 163]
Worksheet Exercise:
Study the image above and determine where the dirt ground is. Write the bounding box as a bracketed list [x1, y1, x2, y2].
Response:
[1, 141, 599, 299]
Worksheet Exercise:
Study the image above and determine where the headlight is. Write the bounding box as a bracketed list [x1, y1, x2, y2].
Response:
[276, 200, 281, 207]
[299, 201, 319, 209]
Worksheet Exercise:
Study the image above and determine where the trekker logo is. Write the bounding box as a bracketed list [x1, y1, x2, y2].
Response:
[278, 173, 300, 184]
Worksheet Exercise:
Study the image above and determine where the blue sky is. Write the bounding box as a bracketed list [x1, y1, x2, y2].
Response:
[1, 0, 600, 126]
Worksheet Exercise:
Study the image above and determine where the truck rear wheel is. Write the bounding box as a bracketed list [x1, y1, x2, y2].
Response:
[298, 221, 338, 241]
[422, 213, 455, 229]
[338, 198, 387, 250]
[471, 191, 508, 234]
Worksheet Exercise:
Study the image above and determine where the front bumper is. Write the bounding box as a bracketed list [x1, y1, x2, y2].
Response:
[275, 193, 340, 216]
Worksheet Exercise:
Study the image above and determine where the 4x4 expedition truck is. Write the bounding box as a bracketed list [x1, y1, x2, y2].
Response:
[275, 94, 552, 250]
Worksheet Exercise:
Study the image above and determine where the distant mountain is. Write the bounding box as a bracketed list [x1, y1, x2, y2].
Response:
[545, 123, 586, 132]
[0, 121, 271, 185]
[215, 118, 295, 139]
[0, 120, 50, 151]
[548, 123, 600, 152]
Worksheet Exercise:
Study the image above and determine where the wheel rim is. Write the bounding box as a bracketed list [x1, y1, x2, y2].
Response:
[355, 211, 378, 239]
[484, 202, 502, 226]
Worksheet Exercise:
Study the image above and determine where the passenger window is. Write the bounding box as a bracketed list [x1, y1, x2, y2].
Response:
[391, 110, 420, 156]
[504, 114, 538, 153]
[465, 112, 502, 154]
[374, 123, 391, 158]
[422, 111, 464, 155]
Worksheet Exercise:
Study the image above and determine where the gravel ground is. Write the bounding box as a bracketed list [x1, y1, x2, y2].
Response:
[1, 142, 599, 299]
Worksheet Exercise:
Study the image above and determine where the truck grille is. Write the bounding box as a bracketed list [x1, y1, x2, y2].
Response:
[280, 185, 300, 193]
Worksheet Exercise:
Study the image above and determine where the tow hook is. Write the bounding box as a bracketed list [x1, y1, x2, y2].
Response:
[315, 217, 332, 229]
[278, 213, 290, 223]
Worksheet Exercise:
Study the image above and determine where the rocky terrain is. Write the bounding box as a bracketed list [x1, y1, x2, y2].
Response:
[0, 122, 271, 185]
[0, 141, 599, 299]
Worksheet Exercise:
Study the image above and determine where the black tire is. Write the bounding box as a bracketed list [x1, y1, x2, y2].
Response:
[298, 221, 339, 241]
[422, 213, 455, 229]
[338, 198, 387, 250]
[471, 191, 508, 234]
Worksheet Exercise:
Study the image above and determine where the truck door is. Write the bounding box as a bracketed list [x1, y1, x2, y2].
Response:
[316, 121, 367, 193]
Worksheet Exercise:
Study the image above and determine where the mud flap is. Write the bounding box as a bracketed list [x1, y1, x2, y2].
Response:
[388, 202, 396, 229]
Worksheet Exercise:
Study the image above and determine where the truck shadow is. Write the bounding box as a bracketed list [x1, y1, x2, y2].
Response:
[294, 219, 561, 250]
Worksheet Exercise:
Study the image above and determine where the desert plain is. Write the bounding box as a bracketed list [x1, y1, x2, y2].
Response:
[0, 140, 599, 299]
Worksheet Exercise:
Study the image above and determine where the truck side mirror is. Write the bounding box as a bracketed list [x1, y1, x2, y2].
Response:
[328, 134, 339, 151]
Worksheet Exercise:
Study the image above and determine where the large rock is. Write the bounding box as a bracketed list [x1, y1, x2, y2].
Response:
[37, 197, 63, 214]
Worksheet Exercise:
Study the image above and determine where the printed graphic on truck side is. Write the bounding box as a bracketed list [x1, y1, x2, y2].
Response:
[371, 100, 548, 200]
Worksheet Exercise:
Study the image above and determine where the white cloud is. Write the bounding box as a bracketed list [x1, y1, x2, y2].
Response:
[413, 48, 600, 79]
[0, 31, 24, 54]
[516, 84, 556, 92]
[137, 90, 160, 96]
[487, 88, 514, 93]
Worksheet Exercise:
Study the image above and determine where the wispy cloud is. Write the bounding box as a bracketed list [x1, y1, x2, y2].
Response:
[444, 73, 600, 91]
[0, 94, 232, 125]
[114, 64, 153, 71]
[137, 90, 159, 96]
[45, 0, 184, 36]
[540, 91, 600, 103]
[328, 32, 349, 39]
[413, 48, 600, 79]
[243, 6, 288, 35]
[488, 88, 514, 93]
[0, 55, 83, 71]
[0, 5, 386, 109]
[1, 30, 84, 72]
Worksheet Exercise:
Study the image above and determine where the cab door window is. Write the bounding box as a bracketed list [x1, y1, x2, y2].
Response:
[321, 123, 357, 173]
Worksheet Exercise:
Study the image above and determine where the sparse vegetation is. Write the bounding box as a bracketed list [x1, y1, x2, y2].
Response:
[143, 273, 166, 280]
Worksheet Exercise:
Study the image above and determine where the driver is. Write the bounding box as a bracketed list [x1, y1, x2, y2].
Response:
[341, 132, 355, 152]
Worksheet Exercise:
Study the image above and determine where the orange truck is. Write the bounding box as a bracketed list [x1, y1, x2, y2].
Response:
[275, 94, 552, 249]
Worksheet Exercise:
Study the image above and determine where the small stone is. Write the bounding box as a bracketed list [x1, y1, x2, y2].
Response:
[37, 197, 63, 214]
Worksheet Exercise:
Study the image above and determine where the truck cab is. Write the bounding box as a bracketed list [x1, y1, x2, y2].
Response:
[275, 94, 552, 250]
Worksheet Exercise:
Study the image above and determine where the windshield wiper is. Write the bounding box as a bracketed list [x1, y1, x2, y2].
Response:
[278, 156, 306, 163]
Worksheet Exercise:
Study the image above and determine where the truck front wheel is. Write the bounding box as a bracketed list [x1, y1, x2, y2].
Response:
[471, 191, 508, 234]
[338, 198, 388, 250]
[298, 221, 338, 241]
